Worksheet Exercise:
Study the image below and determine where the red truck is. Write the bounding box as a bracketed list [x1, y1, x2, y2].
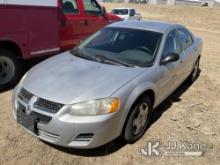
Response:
[0, 0, 120, 89]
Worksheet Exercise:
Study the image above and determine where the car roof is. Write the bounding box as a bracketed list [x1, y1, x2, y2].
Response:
[107, 20, 178, 33]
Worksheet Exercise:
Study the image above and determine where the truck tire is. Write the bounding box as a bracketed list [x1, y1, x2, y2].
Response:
[0, 49, 21, 90]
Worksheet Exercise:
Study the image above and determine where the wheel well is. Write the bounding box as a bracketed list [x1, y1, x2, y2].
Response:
[127, 89, 155, 116]
[136, 89, 155, 107]
[0, 41, 22, 57]
[121, 89, 155, 137]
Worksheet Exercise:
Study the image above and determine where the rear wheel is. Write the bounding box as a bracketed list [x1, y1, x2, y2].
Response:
[123, 96, 152, 143]
[0, 49, 21, 90]
[187, 58, 200, 83]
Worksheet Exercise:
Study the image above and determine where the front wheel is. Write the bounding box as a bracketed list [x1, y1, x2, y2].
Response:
[123, 96, 152, 143]
[0, 49, 21, 90]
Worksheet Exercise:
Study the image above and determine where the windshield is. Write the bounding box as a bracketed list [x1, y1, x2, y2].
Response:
[111, 9, 129, 15]
[71, 27, 163, 67]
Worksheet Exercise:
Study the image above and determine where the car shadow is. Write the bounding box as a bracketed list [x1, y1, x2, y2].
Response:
[43, 70, 201, 157]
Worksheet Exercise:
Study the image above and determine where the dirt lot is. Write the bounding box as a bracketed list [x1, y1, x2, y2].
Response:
[0, 4, 220, 165]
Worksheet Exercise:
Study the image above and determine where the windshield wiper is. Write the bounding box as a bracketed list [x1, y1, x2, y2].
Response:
[94, 54, 134, 67]
[71, 49, 135, 67]
[70, 48, 100, 62]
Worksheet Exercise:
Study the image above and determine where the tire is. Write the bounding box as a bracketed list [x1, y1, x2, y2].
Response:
[123, 96, 152, 143]
[187, 58, 200, 83]
[0, 49, 21, 90]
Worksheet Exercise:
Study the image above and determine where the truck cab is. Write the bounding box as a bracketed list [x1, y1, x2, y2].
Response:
[59, 0, 120, 49]
[0, 0, 121, 90]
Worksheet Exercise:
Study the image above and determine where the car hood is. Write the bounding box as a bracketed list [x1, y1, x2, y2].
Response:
[21, 52, 143, 105]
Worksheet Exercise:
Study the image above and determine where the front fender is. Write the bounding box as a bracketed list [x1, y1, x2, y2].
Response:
[111, 80, 158, 137]
[125, 81, 158, 111]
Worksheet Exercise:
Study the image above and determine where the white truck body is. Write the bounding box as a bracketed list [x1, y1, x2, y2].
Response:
[111, 8, 142, 21]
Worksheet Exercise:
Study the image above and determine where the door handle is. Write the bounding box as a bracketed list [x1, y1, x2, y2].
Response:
[60, 19, 66, 27]
[84, 20, 88, 26]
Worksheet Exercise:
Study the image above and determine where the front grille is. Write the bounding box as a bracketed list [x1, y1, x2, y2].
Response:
[34, 98, 64, 114]
[18, 88, 33, 103]
[18, 102, 52, 124]
[18, 88, 64, 114]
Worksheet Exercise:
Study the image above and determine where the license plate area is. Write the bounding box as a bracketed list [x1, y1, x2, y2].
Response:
[17, 104, 38, 135]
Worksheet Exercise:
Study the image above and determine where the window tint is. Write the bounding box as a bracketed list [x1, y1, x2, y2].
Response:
[177, 28, 193, 50]
[83, 0, 101, 15]
[62, 0, 79, 14]
[163, 30, 181, 57]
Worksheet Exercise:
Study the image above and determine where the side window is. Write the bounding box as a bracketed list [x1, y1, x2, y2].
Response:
[177, 28, 193, 50]
[62, 0, 79, 14]
[83, 0, 101, 15]
[163, 30, 181, 57]
[130, 9, 135, 16]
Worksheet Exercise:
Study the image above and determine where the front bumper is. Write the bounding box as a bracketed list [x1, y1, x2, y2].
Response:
[12, 93, 121, 149]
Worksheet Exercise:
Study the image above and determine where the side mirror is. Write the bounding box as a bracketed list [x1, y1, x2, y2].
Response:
[101, 6, 107, 16]
[160, 53, 180, 65]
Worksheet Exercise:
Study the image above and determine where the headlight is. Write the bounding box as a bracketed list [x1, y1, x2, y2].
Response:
[67, 98, 120, 116]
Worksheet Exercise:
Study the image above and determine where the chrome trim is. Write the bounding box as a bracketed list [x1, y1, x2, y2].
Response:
[30, 48, 60, 56]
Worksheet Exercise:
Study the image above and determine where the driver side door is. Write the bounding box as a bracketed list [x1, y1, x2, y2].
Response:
[82, 0, 107, 34]
[60, 0, 87, 48]
[157, 30, 184, 103]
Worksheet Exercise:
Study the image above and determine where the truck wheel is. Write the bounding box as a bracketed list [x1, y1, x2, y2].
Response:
[123, 96, 152, 143]
[0, 49, 21, 90]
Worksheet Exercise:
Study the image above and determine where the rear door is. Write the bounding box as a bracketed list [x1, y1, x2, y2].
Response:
[176, 28, 195, 79]
[25, 2, 60, 56]
[82, 0, 107, 34]
[59, 0, 87, 49]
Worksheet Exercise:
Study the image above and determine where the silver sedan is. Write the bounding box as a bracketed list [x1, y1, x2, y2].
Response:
[12, 20, 202, 149]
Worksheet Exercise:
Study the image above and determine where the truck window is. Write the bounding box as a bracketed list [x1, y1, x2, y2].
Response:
[131, 9, 135, 14]
[130, 9, 135, 16]
[83, 0, 102, 15]
[62, 0, 79, 14]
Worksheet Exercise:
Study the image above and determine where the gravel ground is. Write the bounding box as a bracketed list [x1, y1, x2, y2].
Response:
[0, 4, 220, 165]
